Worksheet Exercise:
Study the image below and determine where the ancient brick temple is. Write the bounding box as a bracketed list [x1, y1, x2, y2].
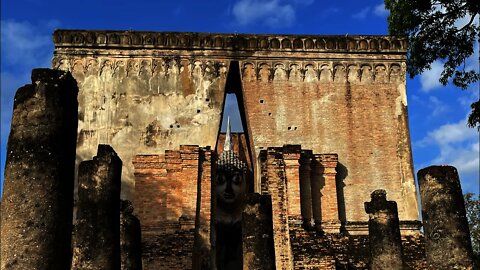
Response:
[52, 30, 424, 269]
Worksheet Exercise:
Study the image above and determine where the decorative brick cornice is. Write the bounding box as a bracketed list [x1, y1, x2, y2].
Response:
[53, 30, 407, 53]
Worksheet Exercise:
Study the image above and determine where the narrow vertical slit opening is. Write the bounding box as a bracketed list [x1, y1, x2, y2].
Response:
[213, 61, 253, 270]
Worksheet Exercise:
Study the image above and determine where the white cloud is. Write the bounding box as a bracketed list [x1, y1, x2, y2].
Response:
[419, 60, 444, 91]
[417, 116, 480, 193]
[352, 2, 388, 20]
[426, 118, 477, 145]
[1, 20, 58, 68]
[458, 89, 479, 111]
[232, 0, 296, 28]
[445, 142, 479, 174]
[373, 3, 389, 17]
[428, 96, 450, 117]
[352, 7, 370, 20]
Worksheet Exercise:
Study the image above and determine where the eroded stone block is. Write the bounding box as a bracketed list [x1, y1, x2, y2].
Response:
[72, 144, 122, 270]
[120, 200, 142, 270]
[418, 166, 474, 269]
[0, 68, 78, 270]
[365, 190, 404, 270]
[242, 193, 275, 270]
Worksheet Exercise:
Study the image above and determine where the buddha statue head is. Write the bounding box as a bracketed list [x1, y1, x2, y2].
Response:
[215, 117, 248, 221]
[216, 151, 247, 210]
[214, 117, 249, 270]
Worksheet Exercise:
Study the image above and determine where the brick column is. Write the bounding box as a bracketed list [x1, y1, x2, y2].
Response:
[259, 150, 269, 194]
[73, 144, 122, 270]
[179, 145, 202, 220]
[264, 148, 293, 270]
[365, 190, 404, 270]
[299, 151, 313, 229]
[193, 147, 213, 269]
[310, 157, 323, 232]
[282, 145, 302, 221]
[417, 166, 474, 269]
[1, 69, 78, 270]
[120, 200, 142, 270]
[242, 193, 275, 270]
[316, 154, 340, 233]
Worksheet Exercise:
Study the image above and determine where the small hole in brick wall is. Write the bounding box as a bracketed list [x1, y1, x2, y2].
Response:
[197, 109, 201, 113]
[268, 112, 272, 116]
[176, 124, 180, 128]
[288, 126, 291, 130]
[206, 98, 210, 102]
[170, 124, 173, 128]
[260, 99, 264, 103]
[294, 127, 297, 130]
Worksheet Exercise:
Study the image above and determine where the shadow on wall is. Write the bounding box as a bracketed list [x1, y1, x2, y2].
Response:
[336, 162, 348, 228]
[310, 158, 323, 226]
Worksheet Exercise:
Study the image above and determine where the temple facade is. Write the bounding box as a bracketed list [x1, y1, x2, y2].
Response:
[51, 30, 423, 269]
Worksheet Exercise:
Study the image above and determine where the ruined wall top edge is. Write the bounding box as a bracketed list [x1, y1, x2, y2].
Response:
[53, 29, 407, 54]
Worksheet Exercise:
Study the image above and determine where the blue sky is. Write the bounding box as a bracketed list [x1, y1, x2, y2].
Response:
[1, 0, 478, 196]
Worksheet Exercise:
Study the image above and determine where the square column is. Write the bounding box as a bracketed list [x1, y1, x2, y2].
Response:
[282, 145, 302, 221]
[312, 154, 340, 233]
[260, 148, 294, 270]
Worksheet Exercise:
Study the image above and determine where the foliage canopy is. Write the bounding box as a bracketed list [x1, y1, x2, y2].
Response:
[384, 0, 479, 129]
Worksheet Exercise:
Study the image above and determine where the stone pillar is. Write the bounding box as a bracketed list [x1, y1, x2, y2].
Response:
[72, 145, 122, 270]
[365, 190, 404, 270]
[120, 200, 142, 270]
[417, 166, 474, 269]
[299, 151, 313, 229]
[242, 193, 275, 270]
[0, 68, 78, 270]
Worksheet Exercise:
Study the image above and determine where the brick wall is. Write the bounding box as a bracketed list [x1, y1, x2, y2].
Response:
[133, 144, 426, 269]
[241, 62, 419, 224]
[142, 229, 195, 270]
[259, 146, 342, 269]
[258, 146, 426, 269]
[133, 145, 212, 269]
[289, 222, 426, 269]
[133, 146, 200, 227]
[261, 147, 340, 230]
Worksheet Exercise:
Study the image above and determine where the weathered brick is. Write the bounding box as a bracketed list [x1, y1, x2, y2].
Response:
[133, 146, 213, 269]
